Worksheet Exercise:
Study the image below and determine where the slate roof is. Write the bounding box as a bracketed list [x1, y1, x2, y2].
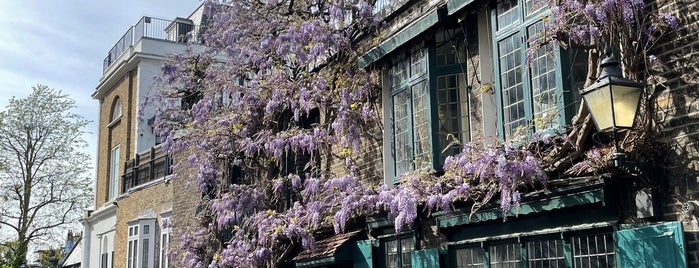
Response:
[294, 229, 363, 261]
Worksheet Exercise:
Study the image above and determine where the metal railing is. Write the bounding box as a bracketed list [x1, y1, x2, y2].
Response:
[103, 16, 199, 73]
[121, 145, 171, 193]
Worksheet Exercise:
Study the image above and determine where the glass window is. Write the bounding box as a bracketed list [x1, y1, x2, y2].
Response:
[127, 220, 156, 268]
[390, 47, 429, 178]
[527, 21, 559, 132]
[109, 146, 120, 200]
[111, 98, 122, 122]
[437, 73, 469, 163]
[160, 218, 171, 268]
[385, 236, 415, 268]
[388, 29, 470, 179]
[527, 240, 565, 268]
[493, 0, 572, 140]
[143, 238, 149, 268]
[101, 236, 111, 268]
[489, 243, 521, 268]
[572, 233, 615, 268]
[455, 247, 485, 268]
[128, 225, 140, 268]
[453, 233, 614, 268]
[497, 33, 526, 139]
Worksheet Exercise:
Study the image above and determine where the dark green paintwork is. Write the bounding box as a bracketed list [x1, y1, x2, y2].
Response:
[437, 188, 605, 229]
[447, 0, 475, 15]
[353, 240, 373, 268]
[615, 221, 687, 268]
[358, 10, 440, 68]
[411, 248, 440, 268]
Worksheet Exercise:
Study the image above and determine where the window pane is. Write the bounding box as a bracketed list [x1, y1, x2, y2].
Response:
[527, 21, 559, 132]
[132, 241, 138, 268]
[527, 240, 565, 268]
[524, 0, 546, 16]
[143, 238, 149, 268]
[401, 237, 415, 268]
[410, 48, 426, 77]
[161, 233, 169, 268]
[496, 0, 519, 31]
[386, 240, 398, 268]
[393, 91, 410, 176]
[127, 241, 133, 268]
[572, 233, 615, 268]
[456, 248, 485, 268]
[490, 243, 521, 268]
[393, 57, 409, 86]
[436, 28, 463, 67]
[498, 33, 525, 139]
[109, 146, 120, 200]
[411, 80, 431, 169]
[143, 225, 150, 235]
[437, 74, 469, 162]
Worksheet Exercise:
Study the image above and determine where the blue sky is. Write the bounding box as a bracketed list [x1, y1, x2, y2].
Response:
[0, 1, 202, 183]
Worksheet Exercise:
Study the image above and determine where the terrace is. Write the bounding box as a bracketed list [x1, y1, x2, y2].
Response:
[102, 16, 199, 73]
[121, 145, 172, 193]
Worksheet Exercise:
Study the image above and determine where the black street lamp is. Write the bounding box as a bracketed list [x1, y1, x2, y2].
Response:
[581, 46, 644, 134]
[581, 47, 663, 219]
[581, 46, 661, 188]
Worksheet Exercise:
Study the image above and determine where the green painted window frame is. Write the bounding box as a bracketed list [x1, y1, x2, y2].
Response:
[388, 26, 470, 181]
[448, 230, 616, 268]
[390, 44, 430, 180]
[382, 235, 417, 268]
[491, 0, 575, 140]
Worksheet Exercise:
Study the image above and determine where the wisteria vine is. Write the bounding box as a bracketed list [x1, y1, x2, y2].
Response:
[151, 0, 679, 267]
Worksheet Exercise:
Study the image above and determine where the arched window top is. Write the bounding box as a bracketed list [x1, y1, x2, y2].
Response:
[101, 236, 109, 252]
[111, 97, 122, 122]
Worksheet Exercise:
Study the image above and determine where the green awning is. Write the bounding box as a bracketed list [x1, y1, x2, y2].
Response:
[358, 9, 441, 68]
[437, 186, 605, 229]
[447, 0, 476, 15]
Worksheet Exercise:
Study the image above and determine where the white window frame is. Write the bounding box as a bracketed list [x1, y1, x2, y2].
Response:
[100, 234, 114, 268]
[111, 98, 122, 122]
[109, 145, 121, 200]
[159, 218, 171, 268]
[127, 219, 155, 268]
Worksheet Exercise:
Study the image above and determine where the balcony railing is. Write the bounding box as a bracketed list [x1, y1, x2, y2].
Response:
[103, 16, 199, 73]
[122, 145, 171, 193]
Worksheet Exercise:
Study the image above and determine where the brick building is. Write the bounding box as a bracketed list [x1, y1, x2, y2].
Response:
[81, 0, 699, 267]
[81, 4, 206, 268]
[292, 0, 699, 267]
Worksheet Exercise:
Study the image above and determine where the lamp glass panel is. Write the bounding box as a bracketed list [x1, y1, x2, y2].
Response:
[611, 84, 642, 128]
[583, 85, 613, 131]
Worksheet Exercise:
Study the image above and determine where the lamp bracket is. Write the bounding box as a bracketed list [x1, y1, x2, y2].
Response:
[612, 153, 663, 188]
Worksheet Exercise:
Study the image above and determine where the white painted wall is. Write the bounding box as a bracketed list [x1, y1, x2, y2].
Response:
[134, 58, 163, 153]
[82, 206, 116, 268]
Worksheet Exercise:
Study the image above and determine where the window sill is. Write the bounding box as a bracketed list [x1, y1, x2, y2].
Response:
[107, 116, 122, 128]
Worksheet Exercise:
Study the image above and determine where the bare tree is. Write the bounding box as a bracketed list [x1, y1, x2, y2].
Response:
[0, 85, 92, 266]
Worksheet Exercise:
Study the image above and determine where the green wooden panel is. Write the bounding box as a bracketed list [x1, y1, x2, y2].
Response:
[437, 187, 605, 229]
[616, 221, 687, 268]
[358, 10, 440, 68]
[411, 248, 439, 268]
[447, 0, 475, 15]
[353, 240, 373, 268]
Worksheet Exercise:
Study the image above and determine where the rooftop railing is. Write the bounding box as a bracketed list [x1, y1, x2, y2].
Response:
[102, 16, 199, 73]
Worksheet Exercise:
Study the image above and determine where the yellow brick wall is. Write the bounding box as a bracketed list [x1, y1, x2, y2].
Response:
[96, 70, 138, 208]
[113, 181, 174, 268]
